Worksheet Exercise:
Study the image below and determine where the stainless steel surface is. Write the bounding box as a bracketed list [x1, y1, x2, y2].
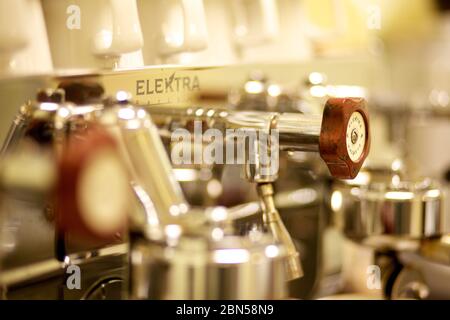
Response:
[396, 250, 450, 300]
[129, 226, 288, 299]
[420, 235, 450, 265]
[340, 179, 445, 245]
[276, 113, 321, 152]
[100, 99, 190, 227]
[0, 244, 127, 287]
[0, 244, 126, 300]
[148, 106, 323, 153]
[0, 105, 30, 156]
[7, 90, 190, 229]
[257, 183, 303, 281]
[225, 187, 319, 221]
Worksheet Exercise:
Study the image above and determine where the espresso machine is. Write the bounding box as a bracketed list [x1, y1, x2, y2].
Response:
[0, 0, 448, 301]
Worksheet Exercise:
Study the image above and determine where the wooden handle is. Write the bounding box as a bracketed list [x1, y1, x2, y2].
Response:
[319, 98, 370, 179]
[56, 125, 129, 240]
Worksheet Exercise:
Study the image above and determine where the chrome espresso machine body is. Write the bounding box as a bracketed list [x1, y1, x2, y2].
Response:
[0, 75, 370, 300]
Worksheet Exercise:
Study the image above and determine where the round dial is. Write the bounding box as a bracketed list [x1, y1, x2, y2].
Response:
[319, 97, 370, 179]
[346, 111, 366, 162]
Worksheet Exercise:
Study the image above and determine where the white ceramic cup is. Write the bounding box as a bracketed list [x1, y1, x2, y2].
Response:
[0, 0, 53, 76]
[164, 0, 237, 66]
[230, 0, 280, 48]
[42, 0, 144, 70]
[171, 0, 281, 66]
[235, 0, 314, 63]
[138, 0, 208, 65]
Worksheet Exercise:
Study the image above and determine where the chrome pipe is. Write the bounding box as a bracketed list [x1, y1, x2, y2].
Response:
[146, 106, 322, 152]
[227, 202, 261, 220]
[0, 105, 30, 156]
[99, 103, 190, 227]
[226, 187, 319, 221]
[256, 183, 303, 281]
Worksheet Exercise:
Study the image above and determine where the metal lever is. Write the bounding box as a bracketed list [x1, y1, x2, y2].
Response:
[257, 183, 303, 281]
[148, 97, 371, 179]
[147, 98, 370, 282]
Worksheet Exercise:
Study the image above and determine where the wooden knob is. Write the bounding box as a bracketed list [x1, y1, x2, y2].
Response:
[319, 98, 370, 179]
[56, 126, 129, 240]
